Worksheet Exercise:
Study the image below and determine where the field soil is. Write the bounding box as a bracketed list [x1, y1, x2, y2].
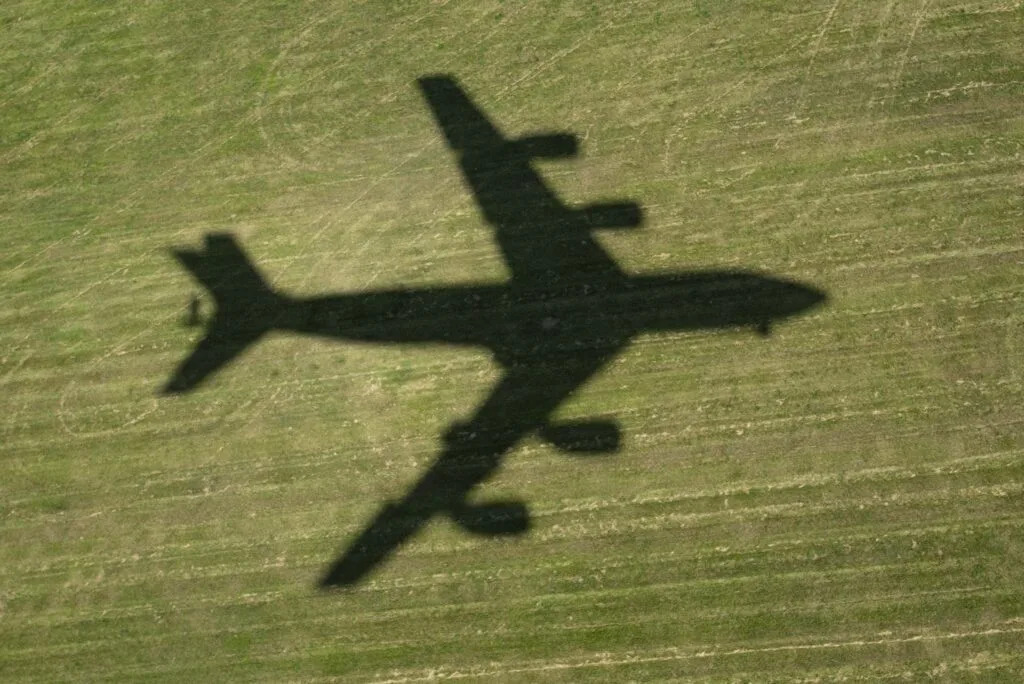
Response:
[2, 1, 1023, 680]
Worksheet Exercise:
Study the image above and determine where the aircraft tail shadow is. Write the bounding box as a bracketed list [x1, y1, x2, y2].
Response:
[163, 234, 285, 394]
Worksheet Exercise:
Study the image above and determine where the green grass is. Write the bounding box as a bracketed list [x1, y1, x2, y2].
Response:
[2, 0, 1023, 680]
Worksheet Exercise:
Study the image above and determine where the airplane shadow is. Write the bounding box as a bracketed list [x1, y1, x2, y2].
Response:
[161, 75, 828, 588]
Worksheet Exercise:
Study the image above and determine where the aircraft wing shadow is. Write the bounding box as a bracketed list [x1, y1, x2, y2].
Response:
[321, 351, 621, 587]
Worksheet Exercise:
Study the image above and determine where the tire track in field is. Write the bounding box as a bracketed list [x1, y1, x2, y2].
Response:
[5, 449, 1019, 584]
[6, 444, 1017, 528]
[660, 11, 820, 162]
[791, 0, 842, 112]
[3, 529, 1010, 625]
[889, 0, 931, 97]
[8, 517, 1021, 635]
[27, 604, 1018, 679]
[864, 0, 934, 110]
[7, 518, 1021, 680]
[2, 580, 1010, 661]
[368, 622, 1024, 682]
[10, 98, 1016, 288]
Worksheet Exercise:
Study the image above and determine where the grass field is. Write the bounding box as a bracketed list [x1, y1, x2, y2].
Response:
[2, 0, 1023, 680]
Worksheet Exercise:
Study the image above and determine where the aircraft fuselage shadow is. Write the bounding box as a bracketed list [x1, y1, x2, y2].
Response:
[161, 75, 827, 588]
